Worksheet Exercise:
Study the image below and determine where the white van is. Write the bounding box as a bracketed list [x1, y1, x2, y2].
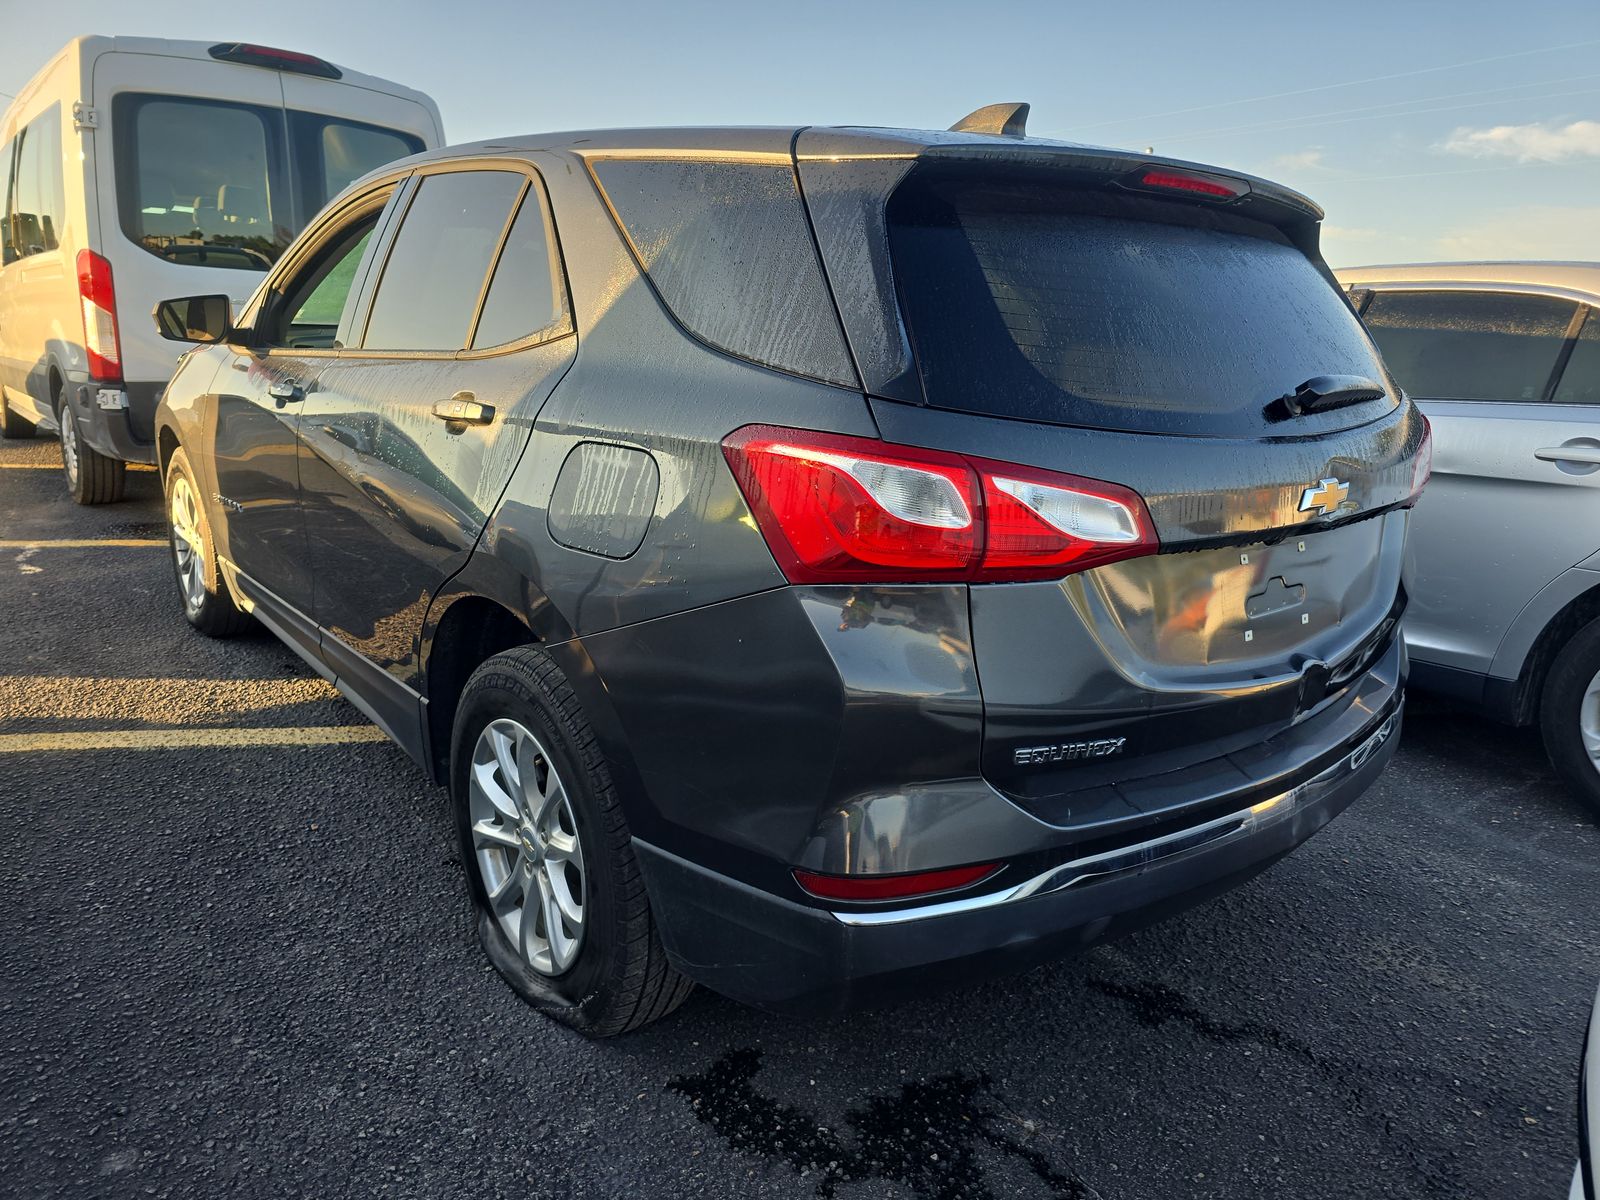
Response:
[0, 37, 443, 502]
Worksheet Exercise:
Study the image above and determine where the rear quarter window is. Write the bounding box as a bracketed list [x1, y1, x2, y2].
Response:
[591, 158, 856, 387]
[886, 176, 1391, 437]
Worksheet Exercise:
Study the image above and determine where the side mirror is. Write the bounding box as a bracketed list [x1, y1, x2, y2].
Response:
[153, 294, 233, 344]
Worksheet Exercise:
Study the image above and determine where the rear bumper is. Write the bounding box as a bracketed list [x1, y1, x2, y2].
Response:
[66, 380, 161, 464]
[636, 700, 1401, 1014]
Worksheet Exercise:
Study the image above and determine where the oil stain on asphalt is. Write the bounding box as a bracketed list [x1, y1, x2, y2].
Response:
[669, 1047, 1092, 1199]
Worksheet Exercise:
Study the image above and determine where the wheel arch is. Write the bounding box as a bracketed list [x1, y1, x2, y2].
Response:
[1492, 570, 1600, 725]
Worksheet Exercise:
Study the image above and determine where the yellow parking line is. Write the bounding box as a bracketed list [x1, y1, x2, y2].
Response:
[0, 725, 390, 753]
[0, 538, 165, 549]
[0, 675, 340, 724]
[0, 462, 156, 471]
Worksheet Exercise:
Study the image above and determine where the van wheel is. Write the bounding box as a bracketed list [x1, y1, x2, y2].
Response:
[451, 647, 694, 1036]
[59, 399, 126, 505]
[164, 446, 252, 638]
[1539, 615, 1600, 817]
[0, 395, 37, 439]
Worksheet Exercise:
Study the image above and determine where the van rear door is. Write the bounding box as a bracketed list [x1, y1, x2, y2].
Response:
[276, 71, 439, 218]
[91, 51, 288, 398]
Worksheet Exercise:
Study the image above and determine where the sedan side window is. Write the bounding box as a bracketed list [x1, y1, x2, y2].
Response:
[360, 170, 525, 352]
[1553, 308, 1600, 406]
[1362, 290, 1577, 402]
[469, 180, 568, 350]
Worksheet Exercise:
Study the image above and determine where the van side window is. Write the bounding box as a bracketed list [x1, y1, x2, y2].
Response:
[115, 94, 287, 271]
[7, 104, 64, 259]
[1553, 308, 1600, 407]
[287, 112, 422, 212]
[470, 179, 568, 350]
[1362, 290, 1577, 402]
[0, 137, 15, 265]
[360, 171, 524, 352]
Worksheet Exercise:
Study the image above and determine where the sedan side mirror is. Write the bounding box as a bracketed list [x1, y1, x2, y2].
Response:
[153, 294, 234, 344]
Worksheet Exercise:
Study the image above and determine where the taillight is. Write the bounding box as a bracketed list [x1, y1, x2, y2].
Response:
[971, 457, 1155, 581]
[1408, 413, 1433, 502]
[722, 424, 1158, 584]
[76, 250, 122, 383]
[793, 862, 999, 902]
[1129, 166, 1249, 201]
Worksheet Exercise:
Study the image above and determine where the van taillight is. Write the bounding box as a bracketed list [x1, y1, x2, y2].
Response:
[721, 425, 1158, 584]
[76, 250, 121, 384]
[208, 42, 343, 80]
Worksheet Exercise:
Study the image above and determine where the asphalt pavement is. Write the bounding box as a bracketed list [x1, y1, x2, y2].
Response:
[2, 428, 1596, 1200]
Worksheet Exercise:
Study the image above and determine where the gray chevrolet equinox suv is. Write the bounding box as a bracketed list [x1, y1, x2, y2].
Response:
[151, 106, 1429, 1035]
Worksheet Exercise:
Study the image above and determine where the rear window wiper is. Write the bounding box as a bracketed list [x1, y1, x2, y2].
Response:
[1268, 374, 1387, 420]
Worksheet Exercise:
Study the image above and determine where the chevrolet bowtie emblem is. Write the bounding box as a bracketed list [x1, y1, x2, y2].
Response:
[1298, 477, 1351, 517]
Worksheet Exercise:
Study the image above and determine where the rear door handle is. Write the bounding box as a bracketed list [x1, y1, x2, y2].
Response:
[432, 392, 495, 426]
[1534, 444, 1600, 466]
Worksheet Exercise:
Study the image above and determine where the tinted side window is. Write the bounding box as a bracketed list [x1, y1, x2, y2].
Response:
[115, 94, 287, 270]
[1363, 290, 1577, 401]
[361, 171, 523, 352]
[8, 105, 64, 259]
[287, 112, 424, 215]
[1553, 308, 1600, 406]
[591, 159, 856, 387]
[470, 182, 566, 349]
[1, 137, 15, 264]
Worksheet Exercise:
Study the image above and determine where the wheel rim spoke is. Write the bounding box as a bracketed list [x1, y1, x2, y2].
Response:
[544, 860, 584, 928]
[471, 818, 520, 851]
[470, 758, 519, 822]
[485, 857, 523, 914]
[490, 727, 522, 803]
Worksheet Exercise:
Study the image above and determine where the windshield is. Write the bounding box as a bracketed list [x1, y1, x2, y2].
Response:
[113, 93, 423, 271]
[887, 175, 1392, 437]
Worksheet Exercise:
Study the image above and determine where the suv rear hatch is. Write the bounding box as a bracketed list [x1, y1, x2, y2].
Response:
[799, 137, 1425, 825]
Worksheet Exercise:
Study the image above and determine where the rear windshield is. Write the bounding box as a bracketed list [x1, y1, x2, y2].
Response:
[886, 177, 1390, 436]
[113, 94, 423, 271]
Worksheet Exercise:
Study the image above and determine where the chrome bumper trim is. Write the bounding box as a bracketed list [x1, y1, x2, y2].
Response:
[831, 707, 1399, 928]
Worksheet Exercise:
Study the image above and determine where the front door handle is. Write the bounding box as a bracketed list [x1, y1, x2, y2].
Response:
[268, 378, 305, 406]
[432, 392, 495, 426]
[1535, 444, 1600, 466]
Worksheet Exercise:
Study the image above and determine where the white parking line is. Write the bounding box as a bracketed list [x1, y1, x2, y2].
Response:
[0, 726, 390, 754]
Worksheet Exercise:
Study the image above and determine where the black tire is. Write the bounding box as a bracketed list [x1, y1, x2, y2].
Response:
[0, 394, 37, 439]
[59, 399, 126, 505]
[452, 646, 693, 1036]
[163, 446, 253, 638]
[1539, 615, 1600, 817]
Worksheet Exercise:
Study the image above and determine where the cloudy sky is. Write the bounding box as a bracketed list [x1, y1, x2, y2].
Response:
[4, 0, 1596, 267]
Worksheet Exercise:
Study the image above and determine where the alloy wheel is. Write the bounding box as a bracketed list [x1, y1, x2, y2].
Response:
[60, 411, 79, 487]
[468, 717, 587, 975]
[168, 474, 207, 611]
[1582, 667, 1600, 780]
